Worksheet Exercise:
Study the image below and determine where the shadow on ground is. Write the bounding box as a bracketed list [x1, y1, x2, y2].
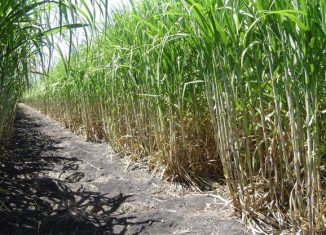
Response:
[0, 109, 149, 235]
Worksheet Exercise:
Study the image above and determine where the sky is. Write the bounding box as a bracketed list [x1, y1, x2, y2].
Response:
[68, 0, 133, 51]
[38, 0, 134, 73]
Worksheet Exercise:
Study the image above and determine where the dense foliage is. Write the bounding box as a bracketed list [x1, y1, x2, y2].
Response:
[0, 0, 89, 139]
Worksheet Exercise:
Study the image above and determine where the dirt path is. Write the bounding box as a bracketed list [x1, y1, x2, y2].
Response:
[0, 104, 244, 235]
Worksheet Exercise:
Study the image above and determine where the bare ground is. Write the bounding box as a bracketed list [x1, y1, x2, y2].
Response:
[0, 104, 245, 235]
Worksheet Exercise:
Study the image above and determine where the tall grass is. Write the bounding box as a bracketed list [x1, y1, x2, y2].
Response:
[25, 0, 325, 232]
[0, 0, 91, 140]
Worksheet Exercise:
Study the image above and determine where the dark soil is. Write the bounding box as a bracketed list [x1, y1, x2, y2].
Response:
[0, 104, 245, 235]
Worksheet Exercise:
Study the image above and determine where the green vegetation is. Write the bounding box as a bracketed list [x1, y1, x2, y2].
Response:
[0, 0, 90, 139]
[0, 0, 39, 138]
[23, 0, 326, 232]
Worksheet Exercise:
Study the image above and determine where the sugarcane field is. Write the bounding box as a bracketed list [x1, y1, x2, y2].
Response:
[0, 0, 325, 234]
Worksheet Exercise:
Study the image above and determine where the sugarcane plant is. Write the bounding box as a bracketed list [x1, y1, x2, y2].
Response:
[0, 0, 93, 140]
